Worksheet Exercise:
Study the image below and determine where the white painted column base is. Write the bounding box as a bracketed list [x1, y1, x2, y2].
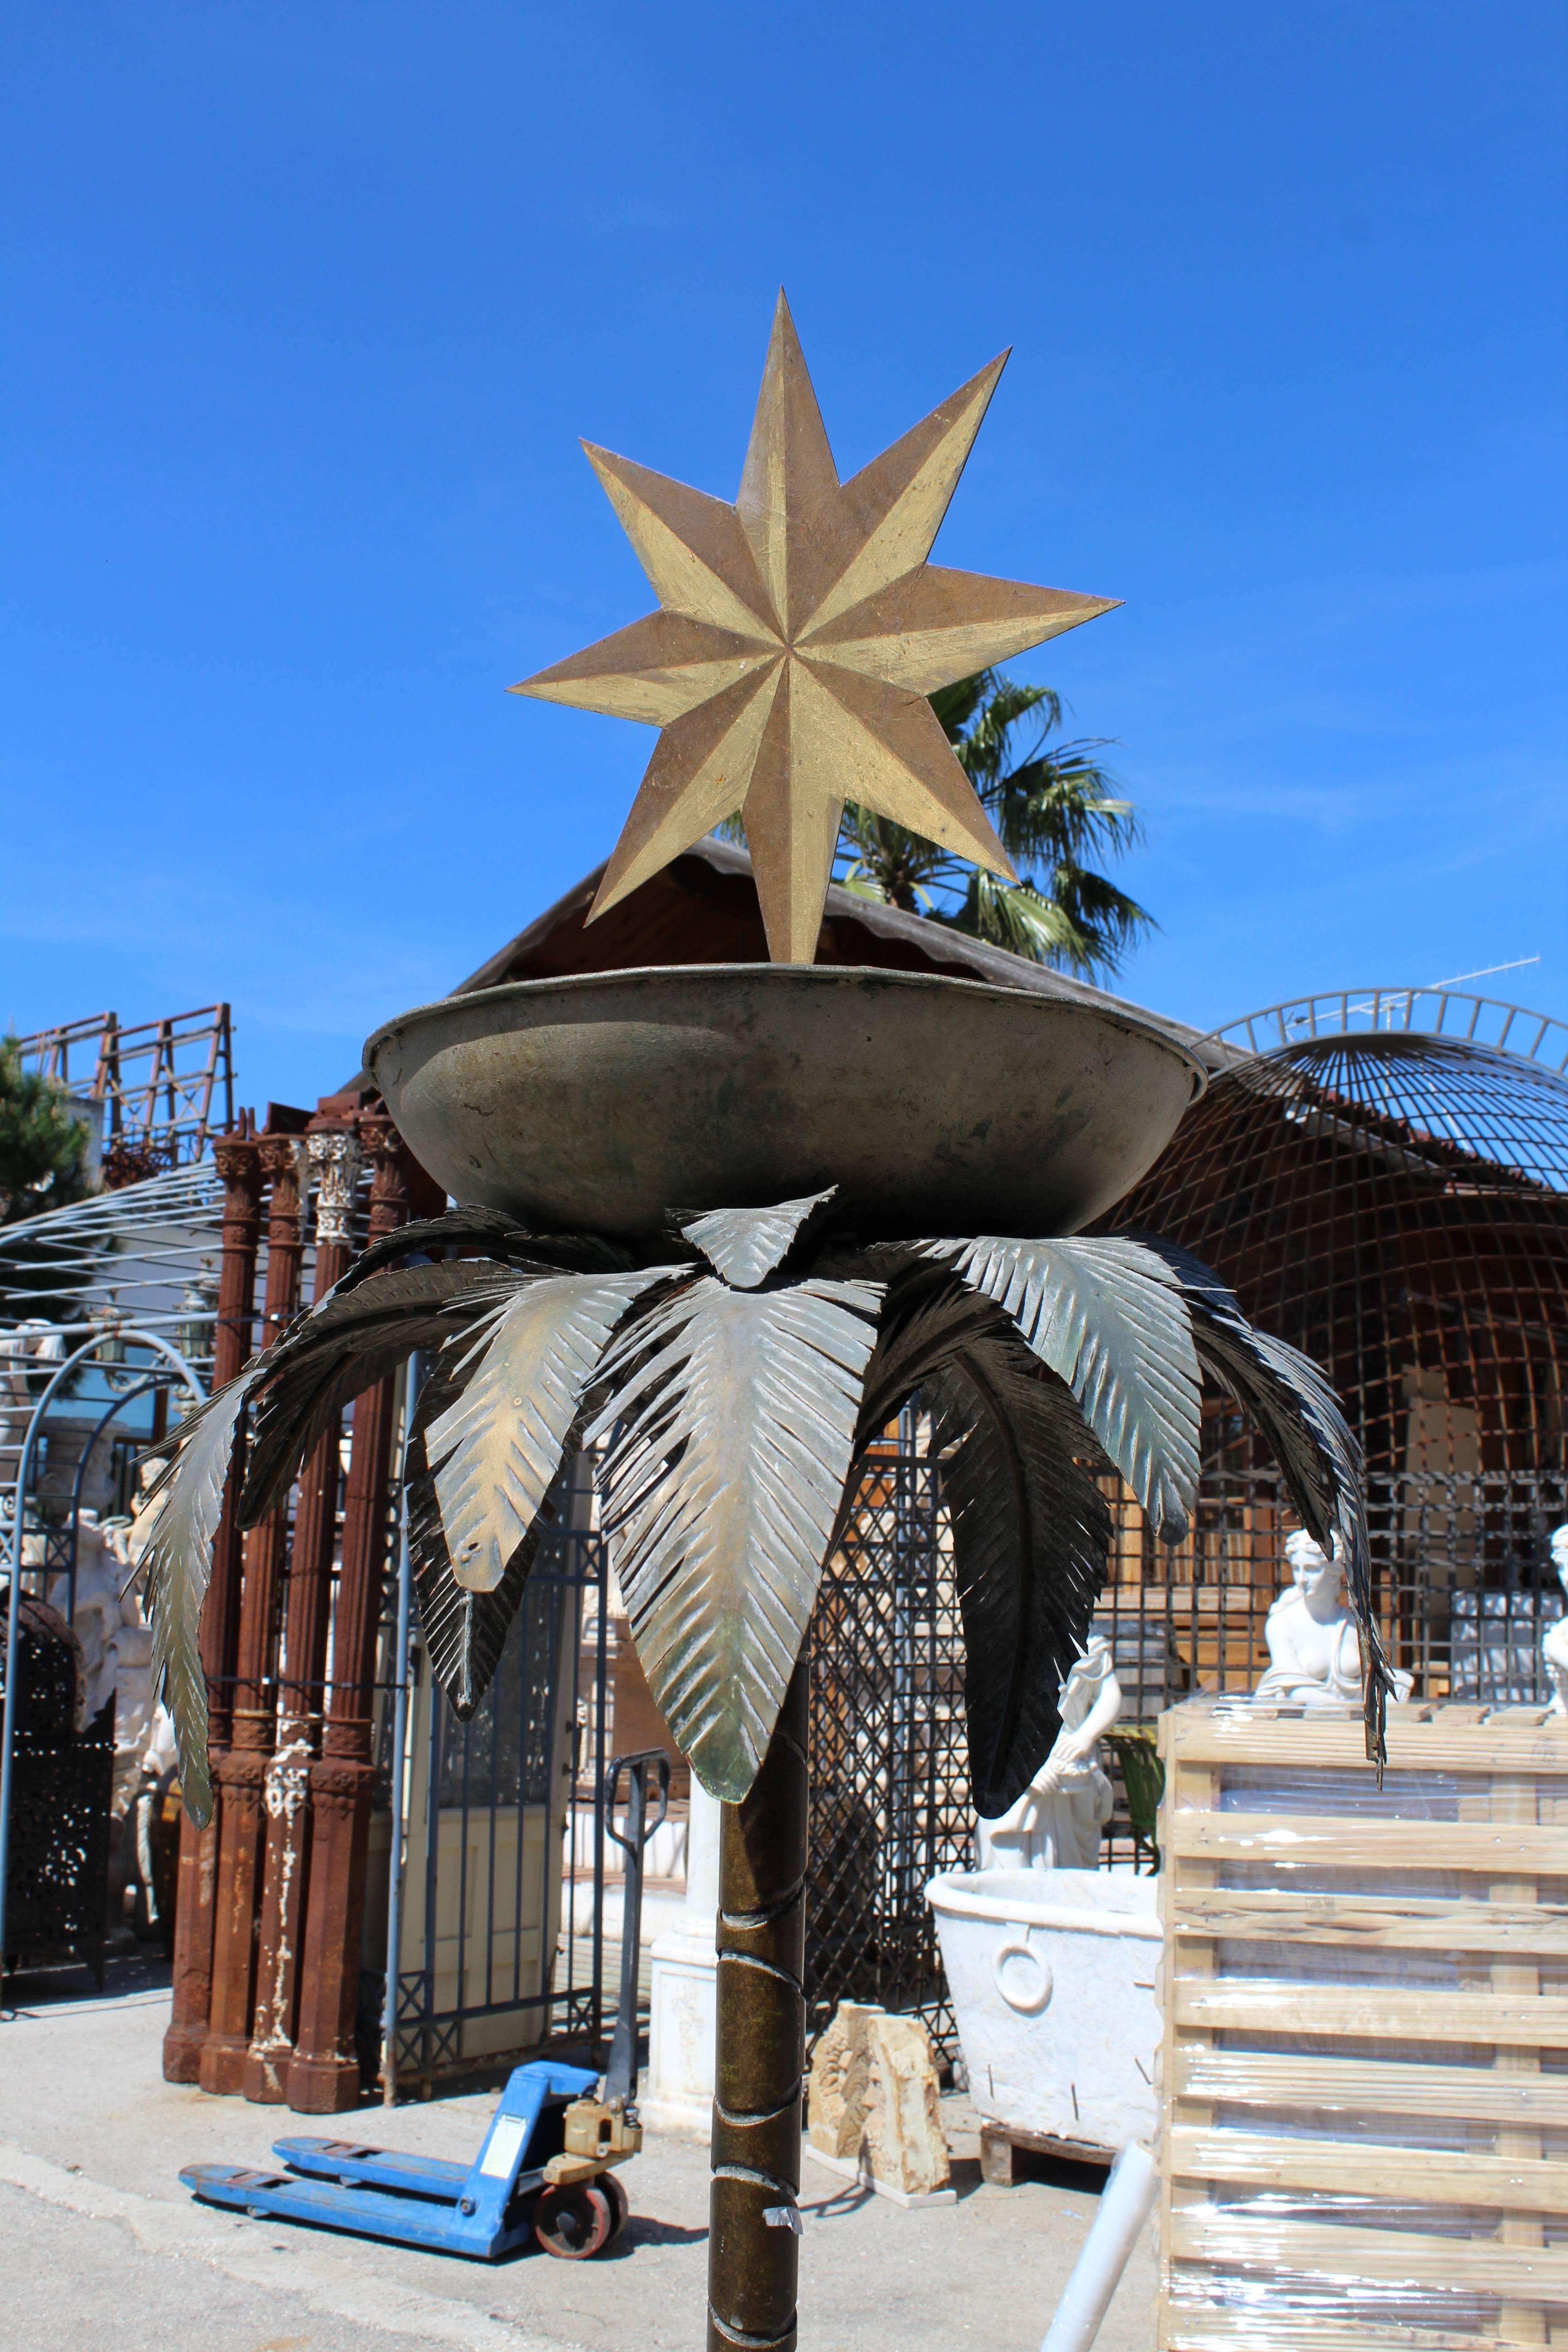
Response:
[639, 1918, 717, 2137]
[640, 1776, 720, 2139]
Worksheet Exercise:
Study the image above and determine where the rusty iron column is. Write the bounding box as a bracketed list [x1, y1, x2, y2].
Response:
[244, 1123, 362, 2102]
[709, 1656, 808, 2352]
[286, 1114, 423, 2113]
[162, 1118, 262, 2084]
[199, 1129, 307, 2097]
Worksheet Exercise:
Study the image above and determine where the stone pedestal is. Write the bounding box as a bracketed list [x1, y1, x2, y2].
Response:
[640, 1776, 719, 2136]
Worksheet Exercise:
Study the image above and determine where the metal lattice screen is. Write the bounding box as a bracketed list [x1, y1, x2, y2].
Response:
[803, 1007, 1568, 2054]
[1101, 1009, 1568, 1709]
[807, 1422, 970, 2057]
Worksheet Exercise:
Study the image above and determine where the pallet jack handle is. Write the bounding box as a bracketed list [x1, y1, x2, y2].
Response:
[602, 1748, 670, 2107]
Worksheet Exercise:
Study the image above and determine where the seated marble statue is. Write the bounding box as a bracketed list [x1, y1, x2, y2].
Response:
[1543, 1525, 1568, 1716]
[975, 1635, 1121, 1872]
[1254, 1530, 1401, 1708]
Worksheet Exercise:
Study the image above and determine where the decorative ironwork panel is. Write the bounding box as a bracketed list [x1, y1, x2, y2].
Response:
[395, 1505, 610, 2097]
[807, 1422, 970, 2058]
[1096, 1465, 1568, 1715]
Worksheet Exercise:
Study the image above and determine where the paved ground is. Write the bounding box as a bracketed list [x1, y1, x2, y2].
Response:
[0, 1955, 1156, 2352]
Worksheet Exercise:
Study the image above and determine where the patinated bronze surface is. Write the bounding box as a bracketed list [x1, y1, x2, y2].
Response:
[710, 1659, 808, 2352]
[366, 964, 1203, 1242]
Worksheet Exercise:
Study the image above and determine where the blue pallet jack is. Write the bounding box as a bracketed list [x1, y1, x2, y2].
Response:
[183, 1750, 671, 2262]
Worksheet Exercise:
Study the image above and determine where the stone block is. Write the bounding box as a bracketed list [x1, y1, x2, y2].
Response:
[807, 2000, 950, 2200]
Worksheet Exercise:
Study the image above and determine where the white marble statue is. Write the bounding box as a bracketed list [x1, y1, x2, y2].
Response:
[1255, 1529, 1413, 1708]
[0, 1320, 66, 1480]
[975, 1635, 1122, 1872]
[1543, 1526, 1568, 1716]
[47, 1505, 163, 1807]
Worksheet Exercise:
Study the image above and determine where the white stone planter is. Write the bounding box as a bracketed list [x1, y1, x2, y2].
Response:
[641, 1779, 721, 2136]
[927, 1867, 1160, 2155]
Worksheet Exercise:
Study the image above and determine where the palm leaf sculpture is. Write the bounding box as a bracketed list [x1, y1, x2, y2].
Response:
[143, 1186, 1390, 1830]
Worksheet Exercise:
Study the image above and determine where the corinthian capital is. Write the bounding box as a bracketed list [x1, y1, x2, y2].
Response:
[309, 1130, 363, 1249]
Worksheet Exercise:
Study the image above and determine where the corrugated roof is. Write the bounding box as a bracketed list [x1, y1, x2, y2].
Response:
[445, 835, 1229, 1072]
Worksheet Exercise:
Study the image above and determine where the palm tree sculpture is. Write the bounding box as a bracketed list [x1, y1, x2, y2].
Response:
[146, 291, 1388, 2350]
[144, 1185, 1387, 2349]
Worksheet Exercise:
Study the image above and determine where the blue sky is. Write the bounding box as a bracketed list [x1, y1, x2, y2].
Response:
[2, 3, 1564, 1113]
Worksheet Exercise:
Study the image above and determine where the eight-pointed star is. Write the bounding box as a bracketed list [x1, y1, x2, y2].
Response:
[511, 292, 1120, 963]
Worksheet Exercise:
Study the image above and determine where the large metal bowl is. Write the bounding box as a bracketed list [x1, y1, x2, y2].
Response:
[366, 965, 1204, 1240]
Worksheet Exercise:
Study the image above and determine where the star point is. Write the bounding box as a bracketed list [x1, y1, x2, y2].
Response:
[511, 299, 1118, 962]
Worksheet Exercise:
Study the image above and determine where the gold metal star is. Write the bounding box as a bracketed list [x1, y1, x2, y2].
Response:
[511, 293, 1120, 962]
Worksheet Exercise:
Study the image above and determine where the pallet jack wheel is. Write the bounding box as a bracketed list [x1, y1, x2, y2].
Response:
[600, 2169, 630, 2244]
[534, 2180, 615, 2259]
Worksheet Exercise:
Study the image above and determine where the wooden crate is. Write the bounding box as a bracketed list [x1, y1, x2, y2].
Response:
[1156, 1697, 1568, 2351]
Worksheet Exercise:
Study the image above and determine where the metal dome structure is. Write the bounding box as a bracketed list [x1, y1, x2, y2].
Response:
[1099, 987, 1568, 1708]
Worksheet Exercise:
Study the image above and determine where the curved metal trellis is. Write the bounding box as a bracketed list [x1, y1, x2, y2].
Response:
[0, 1328, 205, 1986]
[1105, 1010, 1568, 1706]
[1207, 985, 1568, 1079]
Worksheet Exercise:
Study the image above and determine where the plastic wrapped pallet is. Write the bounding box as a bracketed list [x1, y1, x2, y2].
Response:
[1155, 1696, 1568, 2350]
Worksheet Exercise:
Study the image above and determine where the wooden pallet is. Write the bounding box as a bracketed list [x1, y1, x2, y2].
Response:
[978, 2119, 1116, 2184]
[1156, 1698, 1568, 2352]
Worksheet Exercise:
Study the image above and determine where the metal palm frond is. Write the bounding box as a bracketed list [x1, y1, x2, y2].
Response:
[927, 1334, 1113, 1816]
[137, 1376, 253, 1827]
[423, 1269, 679, 1592]
[143, 1186, 1385, 1827]
[915, 1235, 1202, 1538]
[325, 1205, 642, 1302]
[240, 1258, 525, 1523]
[589, 1269, 883, 1802]
[671, 1188, 837, 1289]
[1129, 1230, 1383, 1751]
[403, 1346, 556, 1718]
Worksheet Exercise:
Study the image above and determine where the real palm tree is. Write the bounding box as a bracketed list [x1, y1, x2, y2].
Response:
[835, 671, 1156, 980]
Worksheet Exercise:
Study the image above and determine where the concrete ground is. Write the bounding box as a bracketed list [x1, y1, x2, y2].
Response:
[0, 1955, 1156, 2352]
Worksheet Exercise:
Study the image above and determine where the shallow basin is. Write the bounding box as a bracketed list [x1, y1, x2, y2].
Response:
[366, 965, 1203, 1239]
[927, 1866, 1161, 2155]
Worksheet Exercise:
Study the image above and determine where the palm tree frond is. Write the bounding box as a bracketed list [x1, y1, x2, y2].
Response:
[836, 669, 1154, 979]
[326, 1206, 636, 1302]
[834, 865, 893, 904]
[138, 1375, 255, 1827]
[852, 1263, 1008, 1443]
[425, 1270, 672, 1593]
[672, 1190, 837, 1290]
[926, 1236, 1200, 1539]
[404, 1348, 548, 1718]
[1129, 1232, 1388, 1757]
[928, 671, 1001, 744]
[928, 1334, 1113, 1815]
[941, 871, 1088, 964]
[591, 1274, 882, 1802]
[240, 1259, 525, 1526]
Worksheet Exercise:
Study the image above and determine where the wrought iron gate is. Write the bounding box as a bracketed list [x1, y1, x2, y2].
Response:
[382, 1510, 610, 2095]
